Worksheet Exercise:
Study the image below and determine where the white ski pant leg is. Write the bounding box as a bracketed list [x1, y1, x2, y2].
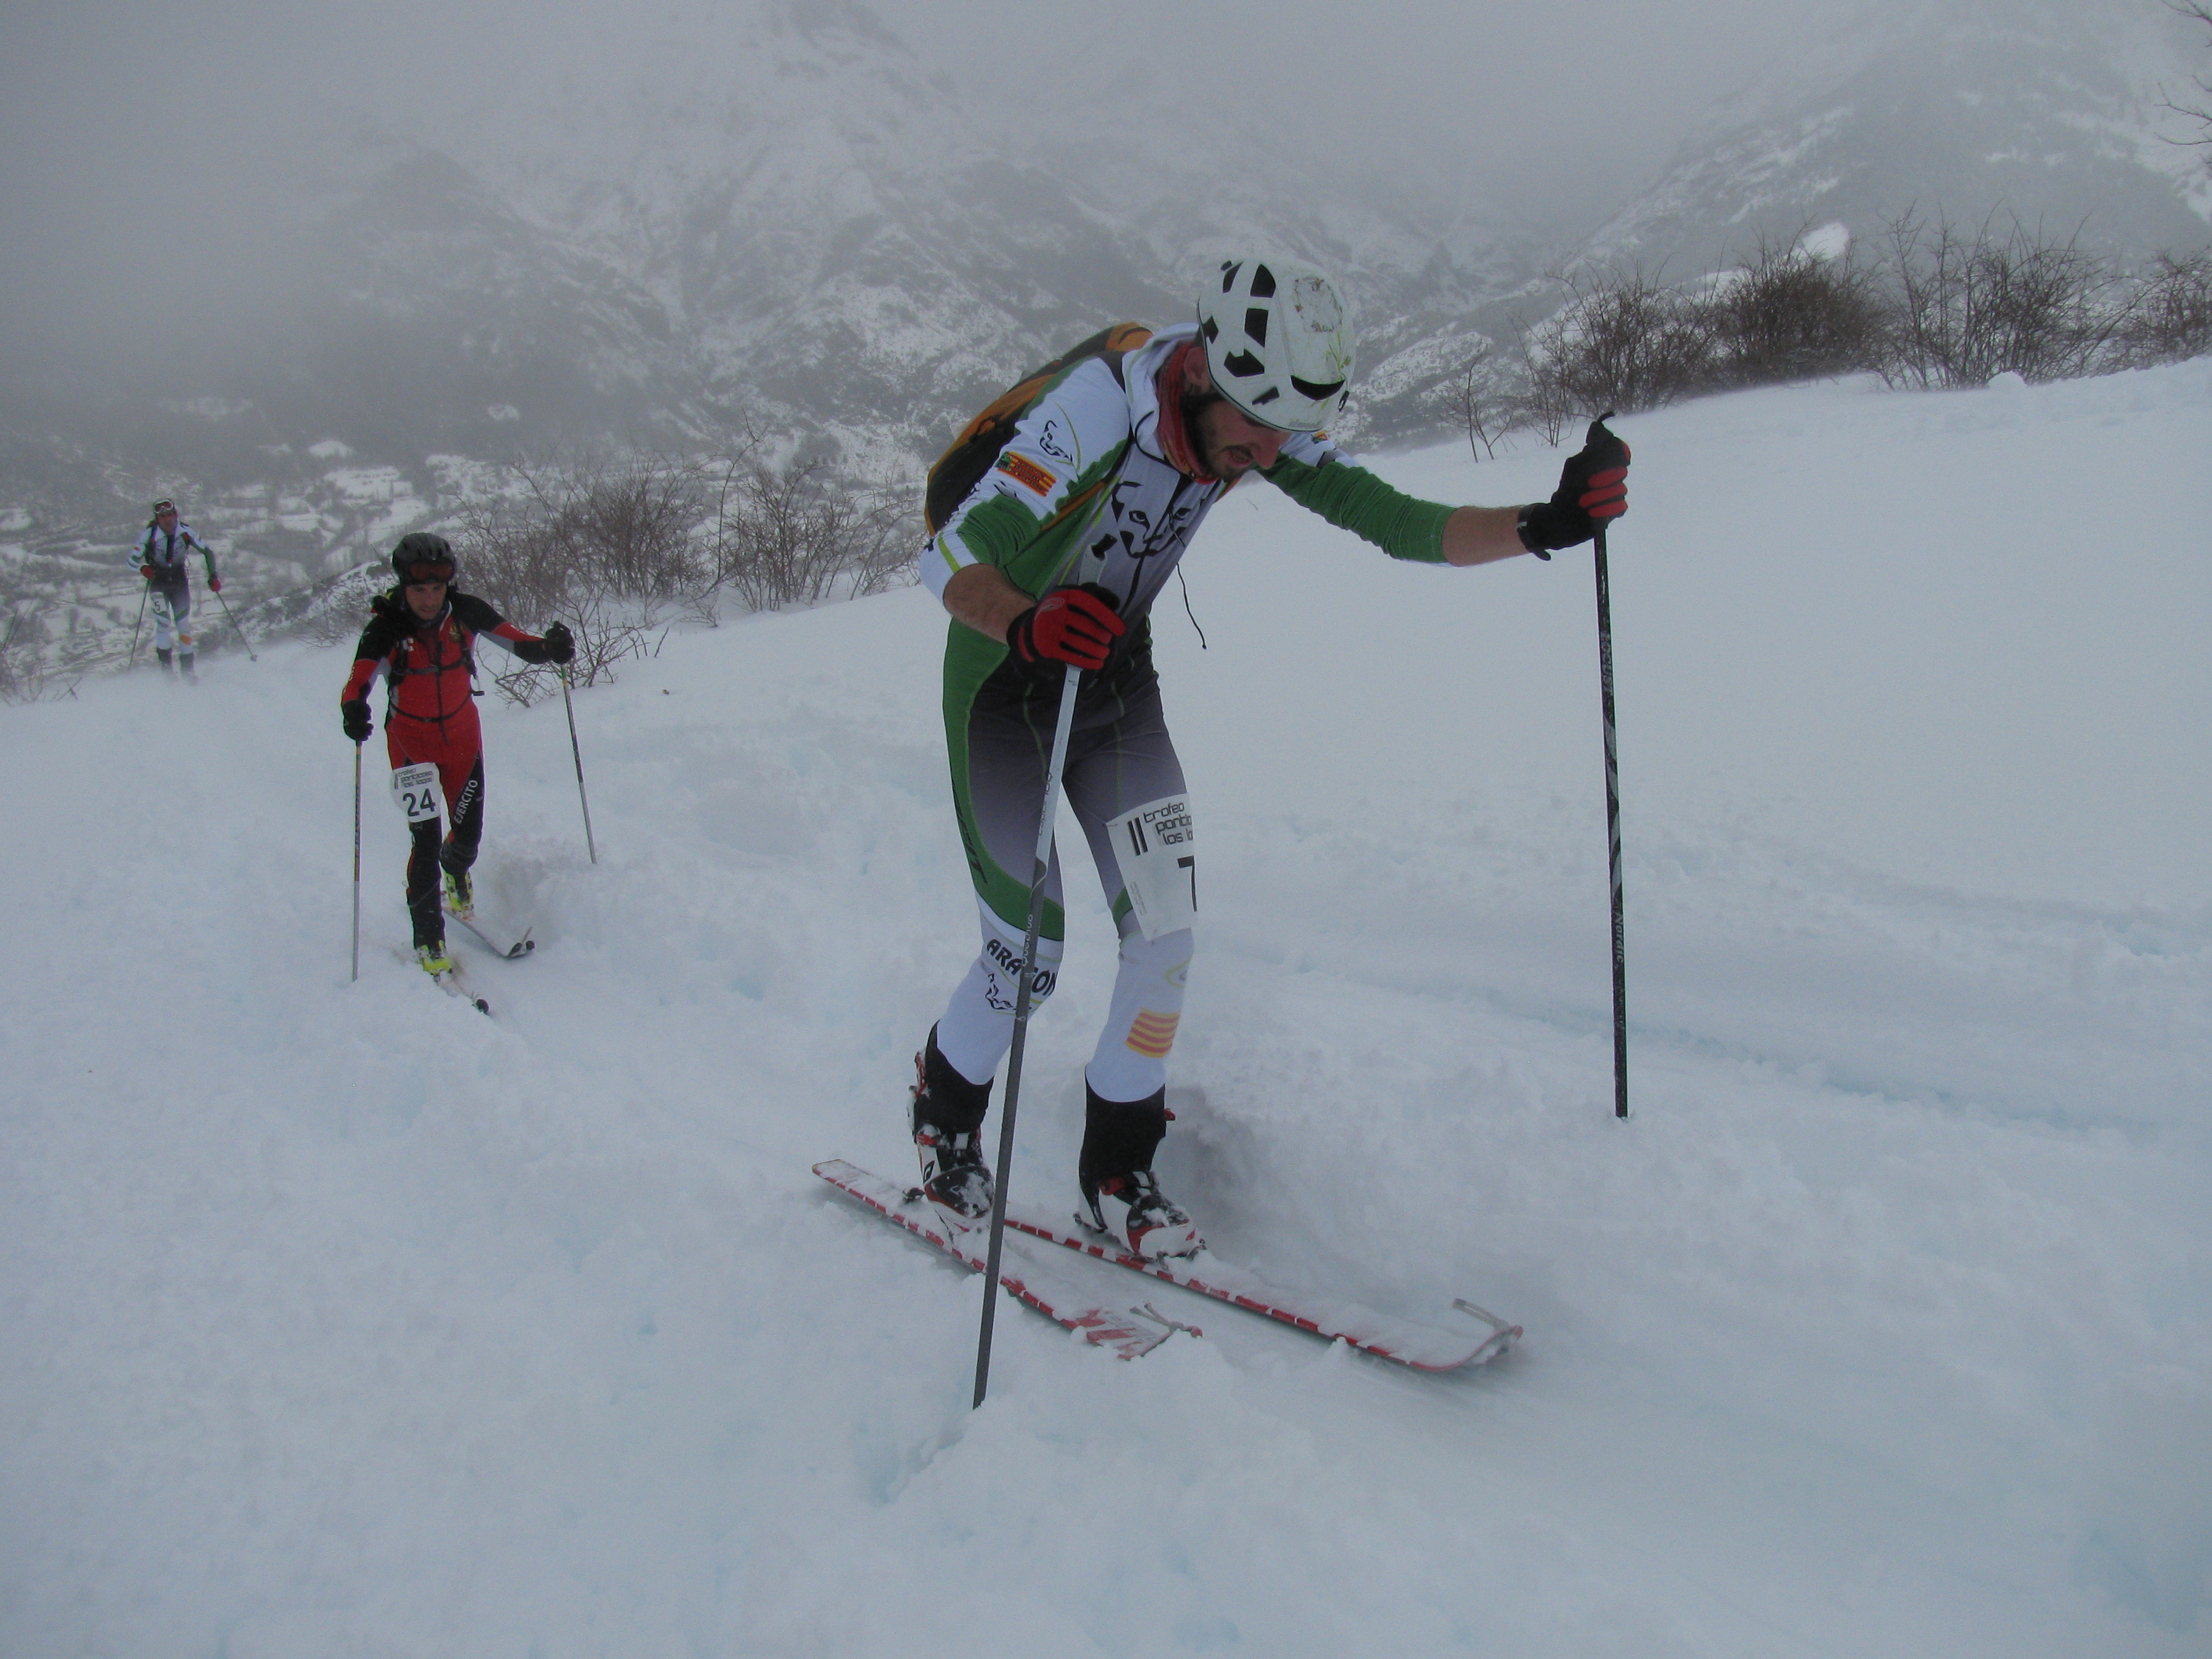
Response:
[1083, 919, 1193, 1103]
[934, 655, 1193, 1096]
[933, 895, 1066, 1088]
[150, 583, 191, 652]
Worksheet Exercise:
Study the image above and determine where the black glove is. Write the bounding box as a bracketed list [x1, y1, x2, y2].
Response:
[541, 621, 575, 666]
[1007, 582, 1125, 671]
[1517, 415, 1631, 559]
[341, 699, 372, 743]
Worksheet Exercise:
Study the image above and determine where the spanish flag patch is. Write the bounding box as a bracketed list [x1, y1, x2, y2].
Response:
[996, 452, 1057, 497]
[1125, 1008, 1180, 1059]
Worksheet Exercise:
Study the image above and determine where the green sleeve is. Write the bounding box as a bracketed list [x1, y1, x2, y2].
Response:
[1263, 455, 1455, 564]
[947, 490, 1054, 584]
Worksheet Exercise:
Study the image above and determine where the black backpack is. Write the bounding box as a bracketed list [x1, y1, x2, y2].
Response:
[924, 323, 1153, 533]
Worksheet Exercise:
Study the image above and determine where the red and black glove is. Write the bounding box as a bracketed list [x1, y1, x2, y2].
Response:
[140, 563, 156, 580]
[1007, 583, 1125, 671]
[209, 575, 222, 593]
[1518, 414, 1631, 559]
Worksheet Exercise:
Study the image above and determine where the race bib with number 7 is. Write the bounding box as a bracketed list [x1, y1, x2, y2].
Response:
[1111, 794, 1196, 942]
[391, 762, 442, 823]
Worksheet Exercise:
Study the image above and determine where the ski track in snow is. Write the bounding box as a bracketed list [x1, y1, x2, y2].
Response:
[3, 364, 2209, 1655]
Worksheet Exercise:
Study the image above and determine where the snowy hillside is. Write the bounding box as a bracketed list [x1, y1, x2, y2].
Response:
[1583, 0, 2212, 275]
[3, 363, 2209, 1655]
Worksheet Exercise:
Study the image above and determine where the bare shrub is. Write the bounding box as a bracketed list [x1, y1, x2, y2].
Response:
[1505, 268, 1701, 442]
[492, 591, 664, 707]
[2112, 248, 2212, 366]
[1704, 232, 1888, 387]
[461, 453, 708, 625]
[705, 455, 918, 615]
[1878, 208, 2122, 387]
[2161, 1, 2212, 159]
[1519, 265, 1717, 417]
[0, 613, 77, 703]
[1442, 341, 1516, 461]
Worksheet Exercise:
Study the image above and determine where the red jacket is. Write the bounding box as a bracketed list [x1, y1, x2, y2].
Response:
[341, 589, 547, 743]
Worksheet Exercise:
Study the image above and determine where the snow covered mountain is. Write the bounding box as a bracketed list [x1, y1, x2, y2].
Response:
[4, 0, 2208, 677]
[1580, 0, 2211, 275]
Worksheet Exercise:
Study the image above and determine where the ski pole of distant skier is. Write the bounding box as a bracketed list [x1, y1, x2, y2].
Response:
[1592, 517, 1628, 1120]
[973, 661, 1083, 1409]
[211, 584, 258, 662]
[127, 582, 148, 671]
[559, 659, 598, 863]
[351, 743, 364, 984]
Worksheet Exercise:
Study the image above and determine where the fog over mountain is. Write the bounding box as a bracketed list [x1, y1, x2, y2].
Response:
[1583, 0, 2212, 275]
[0, 0, 2205, 643]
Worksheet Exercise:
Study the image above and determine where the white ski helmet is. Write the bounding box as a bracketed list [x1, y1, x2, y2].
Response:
[1196, 257, 1354, 431]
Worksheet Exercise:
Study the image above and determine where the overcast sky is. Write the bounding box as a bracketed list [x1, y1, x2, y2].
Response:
[9, 0, 2174, 378]
[3, 0, 1871, 274]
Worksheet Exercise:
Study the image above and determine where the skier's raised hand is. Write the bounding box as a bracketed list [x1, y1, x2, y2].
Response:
[1007, 583, 1124, 671]
[1518, 415, 1631, 558]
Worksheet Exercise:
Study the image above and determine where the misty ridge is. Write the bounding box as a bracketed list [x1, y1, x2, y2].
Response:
[1, 0, 2207, 695]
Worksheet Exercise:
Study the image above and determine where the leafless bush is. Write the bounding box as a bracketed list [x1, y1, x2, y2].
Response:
[1519, 265, 1718, 417]
[2112, 248, 2212, 366]
[2162, 1, 2212, 160]
[492, 591, 664, 707]
[0, 612, 76, 703]
[703, 455, 918, 616]
[1442, 341, 1516, 461]
[1877, 209, 2122, 387]
[1704, 232, 1888, 387]
[461, 454, 709, 625]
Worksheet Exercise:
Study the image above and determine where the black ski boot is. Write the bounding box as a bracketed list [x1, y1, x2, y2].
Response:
[1078, 1083, 1201, 1260]
[910, 1026, 994, 1230]
[155, 647, 174, 674]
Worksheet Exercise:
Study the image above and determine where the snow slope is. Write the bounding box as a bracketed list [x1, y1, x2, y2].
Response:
[3, 362, 2208, 1656]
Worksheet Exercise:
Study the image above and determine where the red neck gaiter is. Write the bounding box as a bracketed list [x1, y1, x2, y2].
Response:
[1152, 341, 1216, 483]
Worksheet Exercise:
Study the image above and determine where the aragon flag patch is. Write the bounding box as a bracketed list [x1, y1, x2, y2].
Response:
[996, 452, 1057, 497]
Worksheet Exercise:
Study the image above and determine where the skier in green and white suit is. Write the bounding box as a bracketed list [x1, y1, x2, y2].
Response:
[910, 257, 1631, 1259]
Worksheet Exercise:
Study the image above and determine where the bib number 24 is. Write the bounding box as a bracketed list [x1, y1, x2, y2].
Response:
[391, 763, 442, 823]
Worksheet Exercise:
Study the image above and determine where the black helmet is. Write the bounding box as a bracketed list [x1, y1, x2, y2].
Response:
[391, 532, 457, 585]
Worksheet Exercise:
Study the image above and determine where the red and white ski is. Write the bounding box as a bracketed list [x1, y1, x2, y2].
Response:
[813, 1160, 1196, 1361]
[1001, 1201, 1520, 1372]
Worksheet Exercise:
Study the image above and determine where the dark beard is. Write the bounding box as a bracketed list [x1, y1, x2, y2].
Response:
[1179, 387, 1232, 479]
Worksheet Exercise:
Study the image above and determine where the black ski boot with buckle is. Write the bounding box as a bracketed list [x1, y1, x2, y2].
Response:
[910, 1026, 994, 1230]
[1077, 1082, 1202, 1260]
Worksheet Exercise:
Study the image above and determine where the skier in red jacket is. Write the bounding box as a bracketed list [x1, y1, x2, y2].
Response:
[339, 533, 573, 975]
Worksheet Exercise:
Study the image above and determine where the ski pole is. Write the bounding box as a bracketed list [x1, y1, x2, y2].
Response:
[351, 742, 364, 984]
[974, 659, 1082, 1409]
[1592, 518, 1628, 1120]
[559, 662, 597, 863]
[210, 584, 258, 662]
[126, 582, 148, 671]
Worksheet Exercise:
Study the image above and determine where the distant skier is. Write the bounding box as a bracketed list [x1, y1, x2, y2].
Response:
[337, 533, 573, 977]
[133, 497, 220, 678]
[909, 257, 1630, 1258]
